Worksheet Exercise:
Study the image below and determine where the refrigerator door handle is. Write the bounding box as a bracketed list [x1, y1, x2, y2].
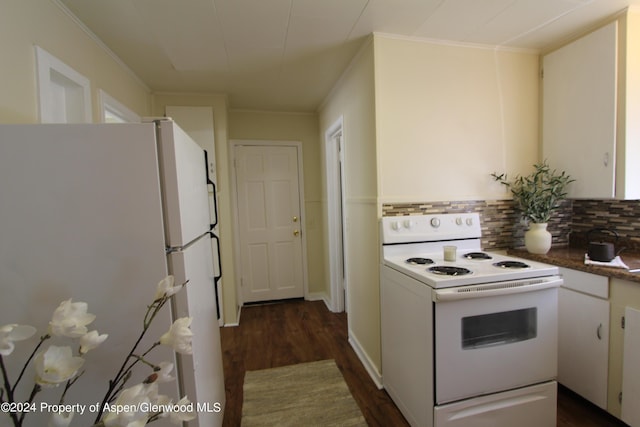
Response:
[209, 231, 222, 284]
[209, 231, 223, 320]
[204, 150, 218, 229]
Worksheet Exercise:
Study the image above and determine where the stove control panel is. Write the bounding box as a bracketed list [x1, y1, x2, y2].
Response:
[381, 213, 481, 244]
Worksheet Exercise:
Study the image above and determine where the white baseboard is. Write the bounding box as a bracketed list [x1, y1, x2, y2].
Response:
[223, 321, 240, 327]
[306, 292, 332, 310]
[223, 304, 241, 327]
[348, 329, 383, 389]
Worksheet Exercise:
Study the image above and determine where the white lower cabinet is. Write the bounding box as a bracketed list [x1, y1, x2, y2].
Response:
[622, 306, 640, 426]
[609, 278, 640, 425]
[558, 268, 610, 409]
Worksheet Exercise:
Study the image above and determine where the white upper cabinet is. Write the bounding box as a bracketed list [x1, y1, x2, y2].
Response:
[542, 11, 640, 200]
[542, 22, 617, 199]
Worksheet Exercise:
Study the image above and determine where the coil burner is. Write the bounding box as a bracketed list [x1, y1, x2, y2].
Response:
[493, 261, 530, 269]
[428, 266, 472, 276]
[406, 257, 434, 265]
[464, 252, 493, 260]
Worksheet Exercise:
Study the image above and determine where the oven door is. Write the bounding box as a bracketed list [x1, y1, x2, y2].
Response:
[433, 276, 561, 404]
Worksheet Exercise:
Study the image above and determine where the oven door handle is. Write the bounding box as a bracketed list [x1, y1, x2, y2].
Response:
[432, 276, 562, 302]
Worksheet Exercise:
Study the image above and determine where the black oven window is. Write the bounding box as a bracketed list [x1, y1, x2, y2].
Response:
[461, 307, 537, 349]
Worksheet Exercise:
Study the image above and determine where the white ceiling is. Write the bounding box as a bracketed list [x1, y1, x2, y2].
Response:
[58, 0, 640, 112]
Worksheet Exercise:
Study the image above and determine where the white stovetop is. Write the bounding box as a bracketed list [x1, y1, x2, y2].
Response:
[383, 248, 559, 289]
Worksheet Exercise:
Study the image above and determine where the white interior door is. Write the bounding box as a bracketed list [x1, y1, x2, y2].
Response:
[235, 144, 304, 303]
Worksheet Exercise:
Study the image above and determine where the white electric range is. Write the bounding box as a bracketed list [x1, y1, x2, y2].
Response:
[380, 212, 561, 427]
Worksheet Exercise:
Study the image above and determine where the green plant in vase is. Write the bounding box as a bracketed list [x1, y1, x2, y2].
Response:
[492, 161, 574, 254]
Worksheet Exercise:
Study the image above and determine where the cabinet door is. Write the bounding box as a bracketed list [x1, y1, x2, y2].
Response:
[622, 306, 640, 426]
[542, 22, 617, 199]
[558, 287, 610, 408]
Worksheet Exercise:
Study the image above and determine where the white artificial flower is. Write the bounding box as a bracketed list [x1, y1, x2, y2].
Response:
[103, 383, 154, 427]
[48, 410, 74, 427]
[153, 275, 182, 300]
[155, 361, 175, 383]
[146, 385, 172, 418]
[0, 324, 36, 356]
[34, 345, 84, 387]
[159, 317, 193, 355]
[143, 361, 175, 385]
[168, 396, 196, 424]
[79, 330, 108, 354]
[48, 299, 96, 338]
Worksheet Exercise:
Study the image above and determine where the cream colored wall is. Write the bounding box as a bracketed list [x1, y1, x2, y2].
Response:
[0, 0, 151, 123]
[228, 110, 325, 298]
[317, 35, 539, 378]
[151, 93, 238, 323]
[318, 39, 381, 375]
[373, 35, 540, 203]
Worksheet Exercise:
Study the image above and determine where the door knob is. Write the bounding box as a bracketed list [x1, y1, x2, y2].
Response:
[293, 216, 298, 222]
[293, 230, 300, 236]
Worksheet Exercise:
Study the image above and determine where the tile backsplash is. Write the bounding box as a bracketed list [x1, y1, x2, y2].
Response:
[382, 200, 572, 250]
[381, 199, 640, 251]
[570, 199, 640, 251]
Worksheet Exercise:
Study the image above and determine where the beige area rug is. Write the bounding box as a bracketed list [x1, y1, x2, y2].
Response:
[242, 359, 367, 426]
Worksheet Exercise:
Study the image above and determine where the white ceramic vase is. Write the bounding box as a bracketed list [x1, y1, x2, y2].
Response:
[524, 222, 552, 254]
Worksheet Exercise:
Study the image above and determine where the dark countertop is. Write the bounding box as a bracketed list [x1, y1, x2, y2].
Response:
[508, 246, 640, 284]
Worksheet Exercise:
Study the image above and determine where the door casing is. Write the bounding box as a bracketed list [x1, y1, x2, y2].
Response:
[325, 116, 348, 313]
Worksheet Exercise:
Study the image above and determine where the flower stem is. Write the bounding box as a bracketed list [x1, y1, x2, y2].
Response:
[93, 296, 168, 423]
[12, 335, 49, 394]
[0, 356, 21, 426]
[1, 335, 49, 427]
[58, 371, 83, 405]
[129, 346, 160, 370]
[18, 383, 41, 424]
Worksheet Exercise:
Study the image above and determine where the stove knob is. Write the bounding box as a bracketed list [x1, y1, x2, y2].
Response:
[391, 221, 402, 231]
[466, 218, 473, 226]
[430, 218, 440, 228]
[403, 219, 414, 229]
[455, 217, 463, 225]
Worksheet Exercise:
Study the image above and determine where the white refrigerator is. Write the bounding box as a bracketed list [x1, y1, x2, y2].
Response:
[0, 120, 225, 426]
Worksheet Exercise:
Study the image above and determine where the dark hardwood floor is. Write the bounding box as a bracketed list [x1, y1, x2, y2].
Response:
[219, 299, 628, 427]
[557, 385, 627, 427]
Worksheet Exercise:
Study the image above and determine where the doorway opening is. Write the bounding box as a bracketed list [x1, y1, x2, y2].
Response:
[325, 117, 347, 313]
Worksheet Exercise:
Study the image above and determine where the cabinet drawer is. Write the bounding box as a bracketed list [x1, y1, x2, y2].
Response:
[560, 267, 608, 299]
